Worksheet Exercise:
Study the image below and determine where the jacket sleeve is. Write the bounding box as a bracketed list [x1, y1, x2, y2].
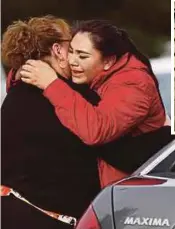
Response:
[43, 77, 153, 145]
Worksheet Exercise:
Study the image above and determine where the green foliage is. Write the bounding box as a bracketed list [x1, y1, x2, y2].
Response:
[2, 0, 170, 57]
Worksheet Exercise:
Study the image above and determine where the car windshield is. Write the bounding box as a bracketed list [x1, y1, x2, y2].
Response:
[133, 140, 175, 177]
[147, 152, 175, 179]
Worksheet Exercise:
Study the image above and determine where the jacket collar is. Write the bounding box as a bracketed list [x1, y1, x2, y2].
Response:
[90, 53, 148, 90]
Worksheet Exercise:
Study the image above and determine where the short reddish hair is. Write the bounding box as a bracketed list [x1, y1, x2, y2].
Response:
[1, 15, 71, 69]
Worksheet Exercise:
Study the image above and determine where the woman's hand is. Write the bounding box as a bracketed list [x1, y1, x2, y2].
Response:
[20, 60, 58, 90]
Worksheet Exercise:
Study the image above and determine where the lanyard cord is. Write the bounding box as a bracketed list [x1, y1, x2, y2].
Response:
[1, 185, 77, 226]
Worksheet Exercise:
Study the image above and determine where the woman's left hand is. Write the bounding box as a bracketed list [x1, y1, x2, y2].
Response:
[20, 60, 58, 90]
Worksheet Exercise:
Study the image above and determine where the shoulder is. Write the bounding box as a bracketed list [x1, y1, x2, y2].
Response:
[114, 68, 154, 84]
[103, 68, 156, 94]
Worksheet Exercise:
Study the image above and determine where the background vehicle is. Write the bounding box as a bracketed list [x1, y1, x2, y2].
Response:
[1, 65, 7, 105]
[150, 56, 171, 117]
[76, 140, 175, 229]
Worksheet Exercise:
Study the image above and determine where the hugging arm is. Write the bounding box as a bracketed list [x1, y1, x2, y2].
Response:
[20, 60, 165, 146]
[43, 77, 153, 145]
[98, 126, 174, 173]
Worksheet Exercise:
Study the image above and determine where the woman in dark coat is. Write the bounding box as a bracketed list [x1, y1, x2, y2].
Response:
[1, 16, 101, 229]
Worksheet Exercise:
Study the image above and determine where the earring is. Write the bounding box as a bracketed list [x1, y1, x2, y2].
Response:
[104, 65, 109, 70]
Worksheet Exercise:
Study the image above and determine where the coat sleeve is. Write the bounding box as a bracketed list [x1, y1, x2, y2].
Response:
[43, 76, 154, 145]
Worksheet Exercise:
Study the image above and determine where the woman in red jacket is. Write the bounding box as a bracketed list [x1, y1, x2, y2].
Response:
[21, 19, 166, 186]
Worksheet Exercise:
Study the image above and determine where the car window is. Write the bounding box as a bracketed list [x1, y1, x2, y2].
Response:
[170, 162, 175, 172]
[133, 140, 175, 176]
[148, 150, 175, 178]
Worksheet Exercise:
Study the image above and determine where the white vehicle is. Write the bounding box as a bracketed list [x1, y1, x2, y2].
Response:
[150, 56, 171, 117]
[1, 64, 7, 105]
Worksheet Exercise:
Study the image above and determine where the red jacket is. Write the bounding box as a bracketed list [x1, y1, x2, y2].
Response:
[43, 54, 165, 144]
[43, 54, 165, 187]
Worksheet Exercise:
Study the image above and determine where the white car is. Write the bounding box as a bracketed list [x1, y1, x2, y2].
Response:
[150, 56, 171, 117]
[1, 65, 7, 105]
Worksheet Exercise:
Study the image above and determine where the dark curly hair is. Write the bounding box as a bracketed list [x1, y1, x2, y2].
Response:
[1, 15, 71, 69]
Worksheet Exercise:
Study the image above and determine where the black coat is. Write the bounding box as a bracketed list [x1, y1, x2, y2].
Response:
[96, 125, 174, 174]
[1, 79, 101, 220]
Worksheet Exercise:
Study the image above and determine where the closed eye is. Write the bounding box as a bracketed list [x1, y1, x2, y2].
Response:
[79, 56, 89, 59]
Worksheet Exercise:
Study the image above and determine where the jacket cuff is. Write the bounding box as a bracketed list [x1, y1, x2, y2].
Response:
[43, 78, 68, 106]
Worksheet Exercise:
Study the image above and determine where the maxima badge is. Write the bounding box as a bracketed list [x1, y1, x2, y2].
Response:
[124, 217, 170, 227]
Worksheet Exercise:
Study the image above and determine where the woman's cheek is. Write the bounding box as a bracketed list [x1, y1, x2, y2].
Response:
[82, 59, 92, 70]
